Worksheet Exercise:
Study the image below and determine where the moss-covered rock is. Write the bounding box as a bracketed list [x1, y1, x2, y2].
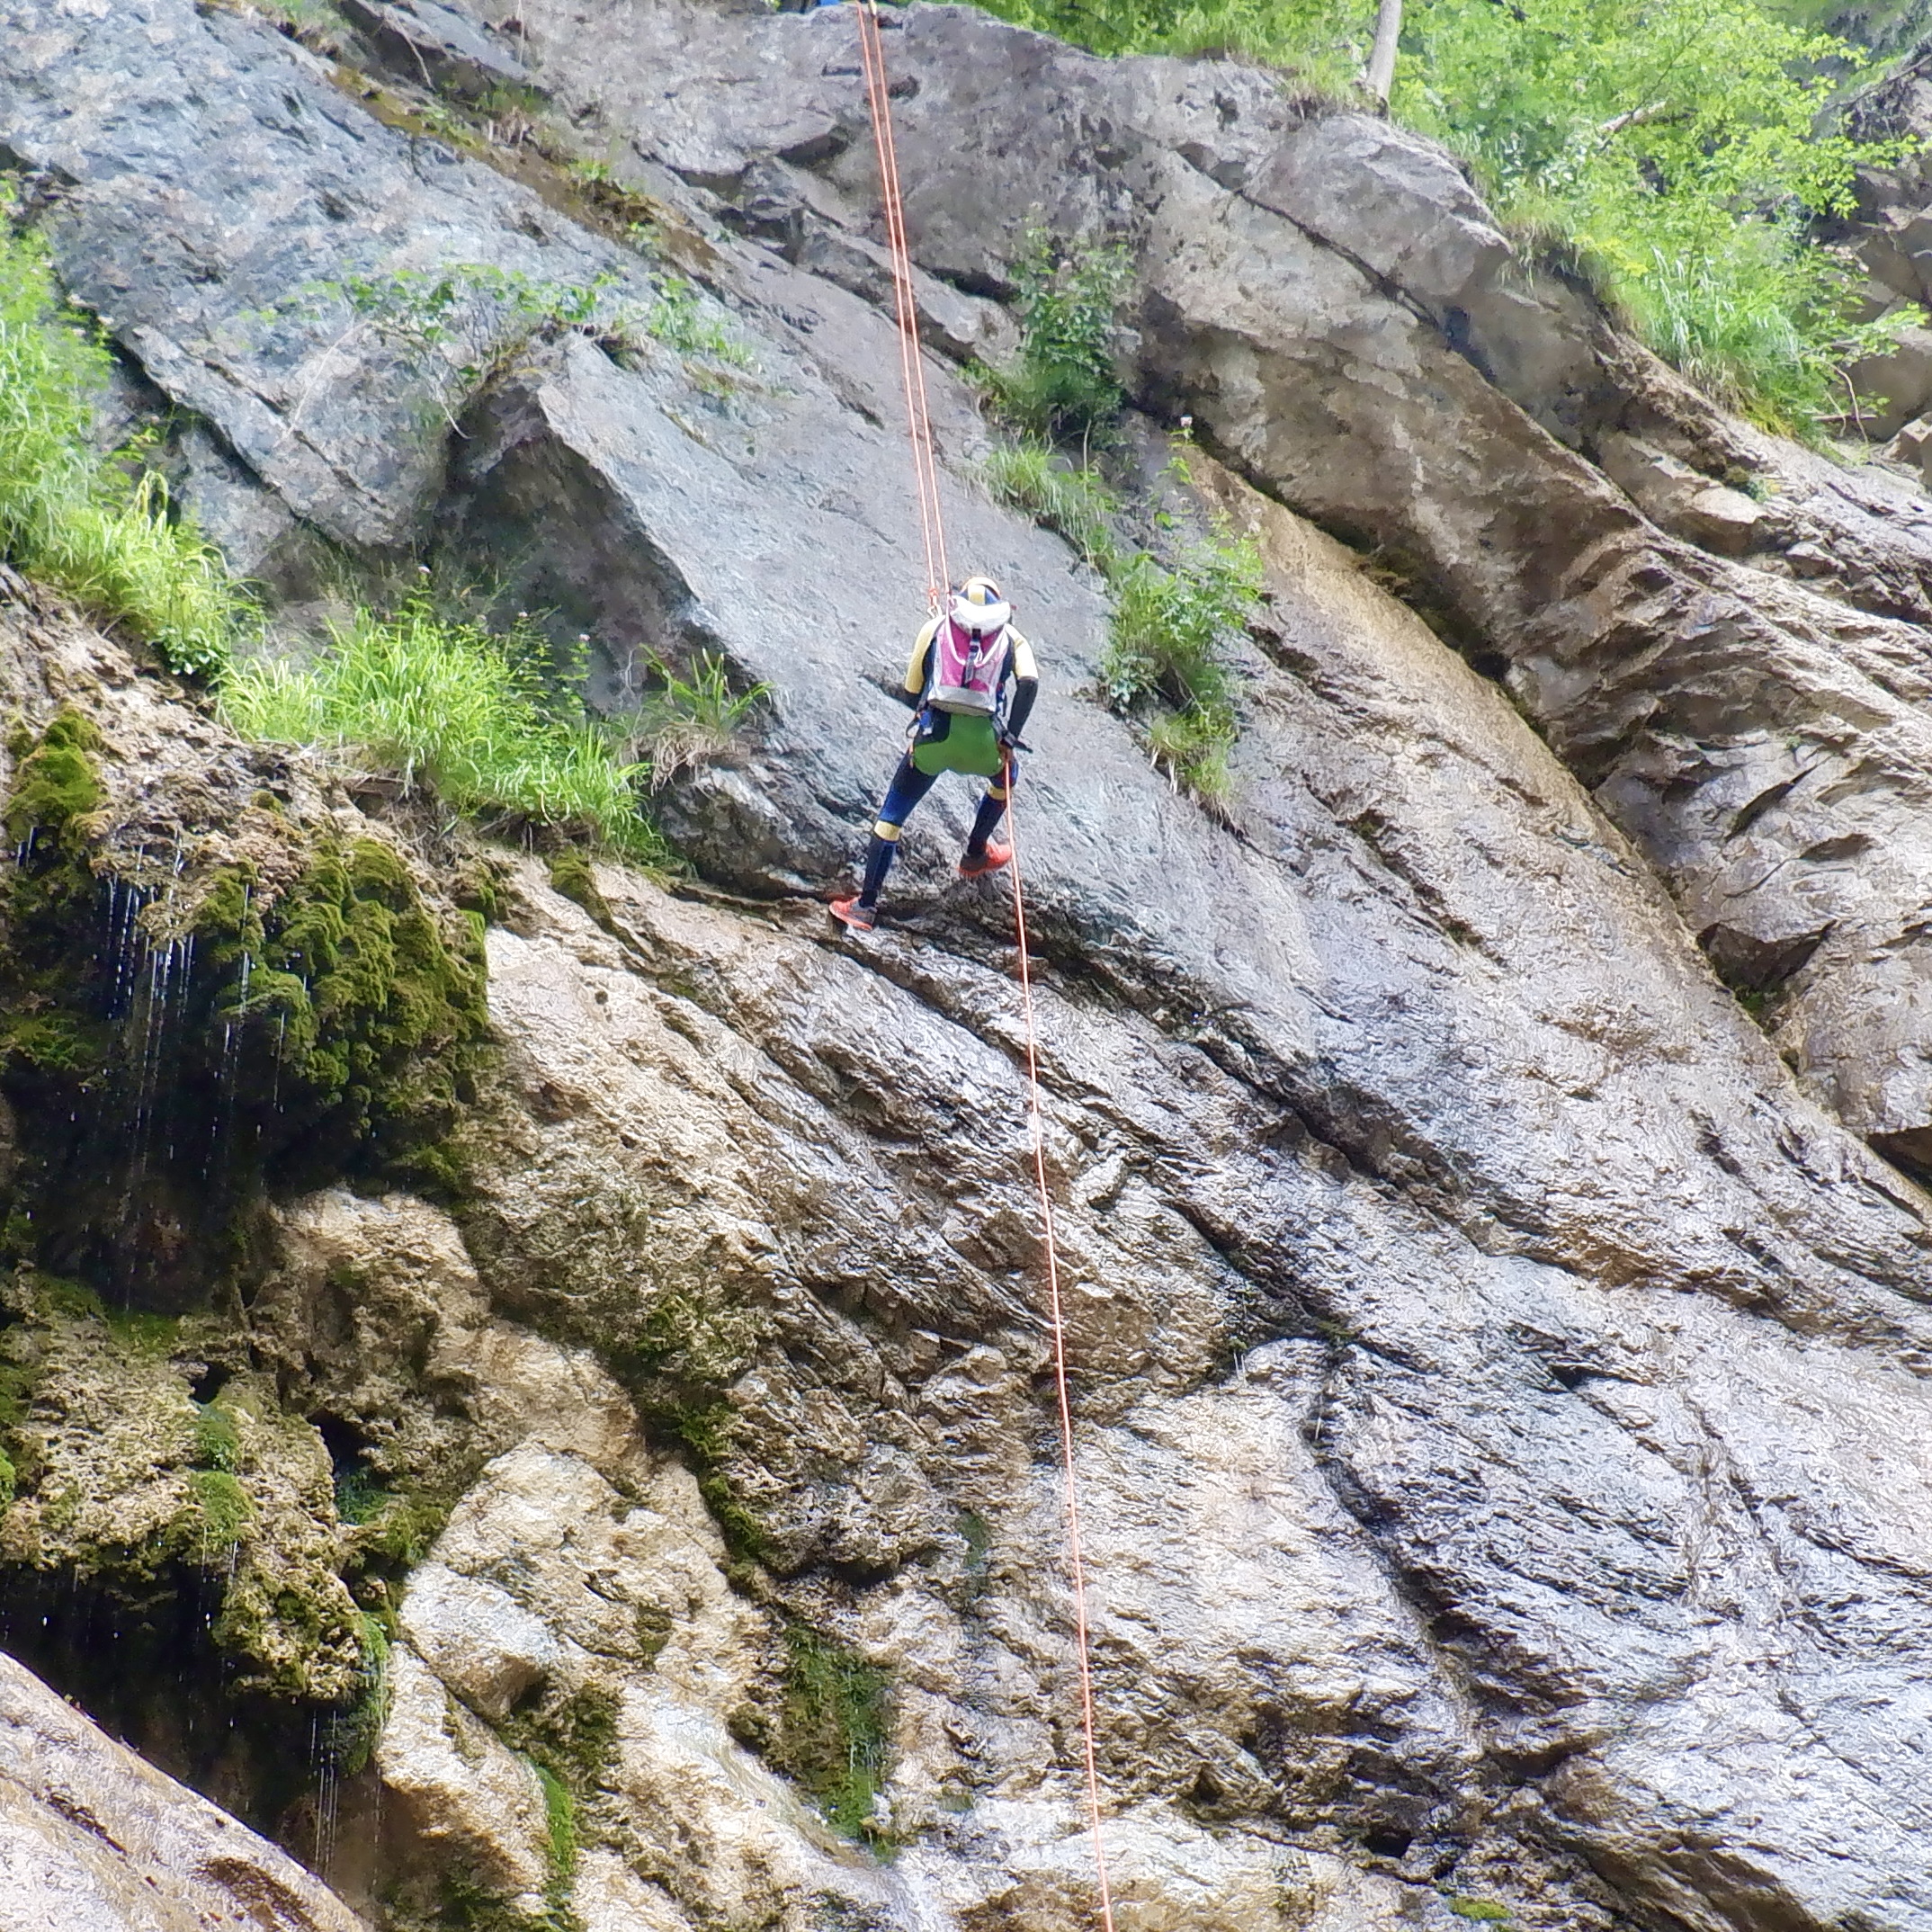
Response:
[0, 708, 490, 1304]
[0, 1280, 363, 1704]
[199, 836, 491, 1185]
[769, 1623, 892, 1842]
[3, 708, 103, 848]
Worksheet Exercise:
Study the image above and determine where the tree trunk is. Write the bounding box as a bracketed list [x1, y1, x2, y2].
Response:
[1364, 0, 1402, 104]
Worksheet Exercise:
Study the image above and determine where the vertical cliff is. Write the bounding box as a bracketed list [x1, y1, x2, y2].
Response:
[1, 2, 1932, 1930]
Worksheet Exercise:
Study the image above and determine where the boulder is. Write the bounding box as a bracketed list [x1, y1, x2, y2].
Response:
[0, 1646, 367, 1931]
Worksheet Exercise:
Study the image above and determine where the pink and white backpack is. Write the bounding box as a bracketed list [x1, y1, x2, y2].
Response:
[929, 614, 1012, 716]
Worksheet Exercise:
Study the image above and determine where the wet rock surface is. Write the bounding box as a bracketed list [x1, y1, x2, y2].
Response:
[463, 0, 1932, 1163]
[2, 3, 1932, 1931]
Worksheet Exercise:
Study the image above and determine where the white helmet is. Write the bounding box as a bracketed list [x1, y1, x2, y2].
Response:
[951, 576, 1011, 634]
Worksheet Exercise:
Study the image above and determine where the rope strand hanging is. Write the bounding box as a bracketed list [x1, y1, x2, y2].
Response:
[1004, 784, 1120, 1932]
[855, 0, 949, 608]
[851, 8, 1117, 1925]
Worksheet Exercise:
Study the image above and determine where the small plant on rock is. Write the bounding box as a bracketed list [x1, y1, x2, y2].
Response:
[618, 650, 770, 789]
[645, 276, 755, 369]
[1101, 515, 1263, 809]
[979, 225, 1130, 446]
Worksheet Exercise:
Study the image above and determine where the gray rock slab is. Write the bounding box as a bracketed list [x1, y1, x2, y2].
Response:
[0, 0, 612, 553]
[468, 0, 1932, 1166]
[336, 0, 534, 98]
[0, 1646, 368, 1931]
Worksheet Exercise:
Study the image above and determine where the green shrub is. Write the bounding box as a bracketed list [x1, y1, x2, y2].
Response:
[972, 0, 1363, 73]
[1612, 219, 1913, 430]
[0, 207, 249, 675]
[980, 227, 1130, 445]
[1101, 524, 1262, 802]
[220, 595, 666, 859]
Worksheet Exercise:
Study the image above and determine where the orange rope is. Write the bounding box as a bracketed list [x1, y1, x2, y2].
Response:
[855, 0, 949, 606]
[1005, 771, 1120, 1932]
[849, 25, 1115, 1919]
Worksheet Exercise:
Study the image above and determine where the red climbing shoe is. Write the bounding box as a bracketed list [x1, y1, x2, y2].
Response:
[958, 841, 1011, 880]
[829, 896, 877, 933]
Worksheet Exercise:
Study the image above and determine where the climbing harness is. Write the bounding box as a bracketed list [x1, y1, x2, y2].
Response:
[851, 9, 1118, 1926]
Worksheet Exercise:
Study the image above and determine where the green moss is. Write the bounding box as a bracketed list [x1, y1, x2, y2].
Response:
[4, 710, 103, 847]
[207, 836, 491, 1179]
[419, 1865, 568, 1932]
[0, 716, 113, 1097]
[0, 810, 490, 1301]
[333, 1462, 389, 1525]
[31, 1275, 103, 1321]
[0, 1360, 31, 1432]
[770, 1624, 892, 1842]
[501, 1681, 621, 1797]
[694, 1465, 770, 1567]
[545, 846, 616, 935]
[1, 1011, 100, 1072]
[352, 1489, 453, 1569]
[326, 1612, 392, 1775]
[186, 1468, 252, 1548]
[387, 1131, 478, 1204]
[191, 1401, 239, 1471]
[103, 1308, 180, 1356]
[635, 1602, 671, 1666]
[449, 855, 504, 926]
[1445, 1901, 1512, 1924]
[534, 1761, 577, 1879]
[0, 1447, 15, 1512]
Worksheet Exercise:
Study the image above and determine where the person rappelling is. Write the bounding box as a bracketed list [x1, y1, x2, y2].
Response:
[830, 576, 1039, 934]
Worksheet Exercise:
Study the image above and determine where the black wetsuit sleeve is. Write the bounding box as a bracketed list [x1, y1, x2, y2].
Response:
[1006, 675, 1038, 740]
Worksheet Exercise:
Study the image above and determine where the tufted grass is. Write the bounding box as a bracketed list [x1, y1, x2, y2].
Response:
[221, 596, 668, 860]
[982, 438, 1122, 572]
[0, 206, 250, 677]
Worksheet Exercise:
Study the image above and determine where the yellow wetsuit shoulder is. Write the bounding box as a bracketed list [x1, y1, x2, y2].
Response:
[903, 618, 940, 697]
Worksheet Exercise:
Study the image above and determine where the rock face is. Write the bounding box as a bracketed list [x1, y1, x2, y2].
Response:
[465, 0, 1932, 1165]
[0, 1645, 368, 1932]
[3, 4, 1932, 1932]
